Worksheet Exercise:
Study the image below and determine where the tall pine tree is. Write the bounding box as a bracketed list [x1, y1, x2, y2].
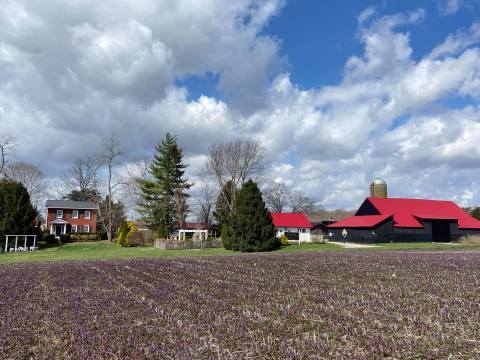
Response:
[137, 133, 191, 235]
[214, 180, 235, 234]
[224, 180, 279, 252]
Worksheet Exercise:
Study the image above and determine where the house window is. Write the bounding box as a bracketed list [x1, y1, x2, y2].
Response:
[84, 210, 91, 219]
[83, 225, 90, 233]
[56, 209, 63, 219]
[72, 210, 79, 219]
[72, 225, 78, 233]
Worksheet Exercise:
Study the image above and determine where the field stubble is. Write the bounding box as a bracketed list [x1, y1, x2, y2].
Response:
[1, 251, 480, 359]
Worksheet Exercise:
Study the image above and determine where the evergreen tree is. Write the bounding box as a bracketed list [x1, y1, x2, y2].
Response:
[214, 180, 235, 231]
[470, 207, 480, 220]
[137, 133, 191, 234]
[225, 180, 279, 252]
[0, 180, 37, 242]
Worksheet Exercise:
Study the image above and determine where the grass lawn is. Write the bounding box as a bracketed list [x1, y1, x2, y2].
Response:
[1, 240, 479, 265]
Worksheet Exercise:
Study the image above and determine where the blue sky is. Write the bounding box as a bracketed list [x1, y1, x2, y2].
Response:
[1, 0, 480, 211]
[180, 1, 480, 98]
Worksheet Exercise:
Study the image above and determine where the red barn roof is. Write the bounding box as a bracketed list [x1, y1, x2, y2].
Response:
[328, 197, 480, 229]
[328, 214, 392, 228]
[271, 213, 313, 228]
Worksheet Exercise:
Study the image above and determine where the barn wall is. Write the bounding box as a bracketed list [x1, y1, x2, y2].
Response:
[328, 219, 394, 243]
[355, 200, 379, 216]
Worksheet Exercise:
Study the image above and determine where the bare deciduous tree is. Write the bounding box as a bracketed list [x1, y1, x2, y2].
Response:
[206, 139, 268, 217]
[97, 134, 123, 242]
[0, 134, 15, 176]
[195, 181, 215, 225]
[289, 190, 317, 214]
[63, 157, 100, 200]
[123, 156, 151, 210]
[264, 182, 289, 213]
[4, 161, 46, 210]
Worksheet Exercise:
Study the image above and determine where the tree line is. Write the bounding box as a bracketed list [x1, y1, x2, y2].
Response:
[0, 129, 361, 252]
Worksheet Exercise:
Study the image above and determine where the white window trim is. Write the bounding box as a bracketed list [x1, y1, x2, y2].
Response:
[56, 209, 63, 219]
[83, 225, 90, 233]
[84, 210, 91, 219]
[72, 210, 79, 219]
[72, 225, 78, 233]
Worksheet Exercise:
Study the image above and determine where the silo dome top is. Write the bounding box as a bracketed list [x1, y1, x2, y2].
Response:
[373, 178, 387, 185]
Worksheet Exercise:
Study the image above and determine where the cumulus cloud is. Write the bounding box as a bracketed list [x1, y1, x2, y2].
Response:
[1, 2, 480, 211]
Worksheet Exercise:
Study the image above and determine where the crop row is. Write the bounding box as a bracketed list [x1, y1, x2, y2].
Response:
[1, 251, 480, 358]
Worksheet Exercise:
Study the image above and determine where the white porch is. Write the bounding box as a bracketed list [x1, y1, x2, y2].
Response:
[49, 219, 69, 238]
[275, 227, 311, 243]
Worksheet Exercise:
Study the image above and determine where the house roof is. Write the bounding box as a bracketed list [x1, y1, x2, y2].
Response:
[183, 222, 209, 230]
[328, 214, 393, 228]
[45, 200, 97, 210]
[271, 213, 313, 228]
[328, 197, 480, 229]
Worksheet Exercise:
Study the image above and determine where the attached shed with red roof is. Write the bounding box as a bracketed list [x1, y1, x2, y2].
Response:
[328, 197, 480, 243]
[271, 213, 313, 243]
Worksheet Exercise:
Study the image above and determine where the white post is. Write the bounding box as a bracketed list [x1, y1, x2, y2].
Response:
[24, 235, 27, 250]
[33, 235, 36, 250]
[50, 224, 53, 235]
[4, 235, 8, 252]
[14, 235, 18, 251]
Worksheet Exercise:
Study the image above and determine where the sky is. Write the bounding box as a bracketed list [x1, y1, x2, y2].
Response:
[1, 0, 480, 211]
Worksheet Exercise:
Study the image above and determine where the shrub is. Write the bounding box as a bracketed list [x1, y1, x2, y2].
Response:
[43, 233, 57, 244]
[60, 234, 71, 243]
[279, 234, 290, 246]
[126, 231, 149, 246]
[69, 233, 99, 242]
[116, 221, 129, 246]
[458, 235, 480, 245]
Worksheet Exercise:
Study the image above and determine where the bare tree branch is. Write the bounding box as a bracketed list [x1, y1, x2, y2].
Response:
[4, 161, 46, 211]
[289, 190, 317, 214]
[98, 133, 123, 242]
[0, 134, 15, 177]
[206, 138, 268, 218]
[264, 182, 289, 213]
[63, 157, 100, 200]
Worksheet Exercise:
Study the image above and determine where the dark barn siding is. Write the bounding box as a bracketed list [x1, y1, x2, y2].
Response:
[328, 218, 480, 243]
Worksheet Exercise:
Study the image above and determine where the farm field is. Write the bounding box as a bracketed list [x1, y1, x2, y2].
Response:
[1, 251, 480, 358]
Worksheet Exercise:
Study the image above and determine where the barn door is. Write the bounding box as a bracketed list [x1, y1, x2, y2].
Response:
[431, 220, 451, 242]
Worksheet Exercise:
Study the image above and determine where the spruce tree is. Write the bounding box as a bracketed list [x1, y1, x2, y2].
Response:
[137, 133, 191, 234]
[226, 180, 279, 252]
[214, 180, 235, 233]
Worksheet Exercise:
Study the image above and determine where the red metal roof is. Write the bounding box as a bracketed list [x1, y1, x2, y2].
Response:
[328, 197, 480, 229]
[328, 214, 392, 228]
[271, 213, 313, 228]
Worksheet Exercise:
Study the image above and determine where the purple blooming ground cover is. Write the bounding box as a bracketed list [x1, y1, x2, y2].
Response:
[1, 252, 480, 359]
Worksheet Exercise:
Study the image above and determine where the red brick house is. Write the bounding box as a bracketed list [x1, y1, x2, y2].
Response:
[45, 200, 98, 238]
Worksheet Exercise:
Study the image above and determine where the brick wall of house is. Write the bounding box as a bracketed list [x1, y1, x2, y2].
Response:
[46, 208, 97, 233]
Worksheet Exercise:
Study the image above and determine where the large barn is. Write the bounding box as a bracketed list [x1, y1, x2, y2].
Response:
[328, 197, 480, 243]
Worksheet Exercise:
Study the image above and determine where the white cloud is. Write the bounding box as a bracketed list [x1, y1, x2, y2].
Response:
[438, 0, 462, 15]
[1, 3, 480, 212]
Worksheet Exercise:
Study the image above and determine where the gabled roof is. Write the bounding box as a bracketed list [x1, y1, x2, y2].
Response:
[367, 197, 480, 229]
[46, 200, 97, 210]
[328, 214, 392, 228]
[271, 213, 313, 228]
[328, 197, 480, 229]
